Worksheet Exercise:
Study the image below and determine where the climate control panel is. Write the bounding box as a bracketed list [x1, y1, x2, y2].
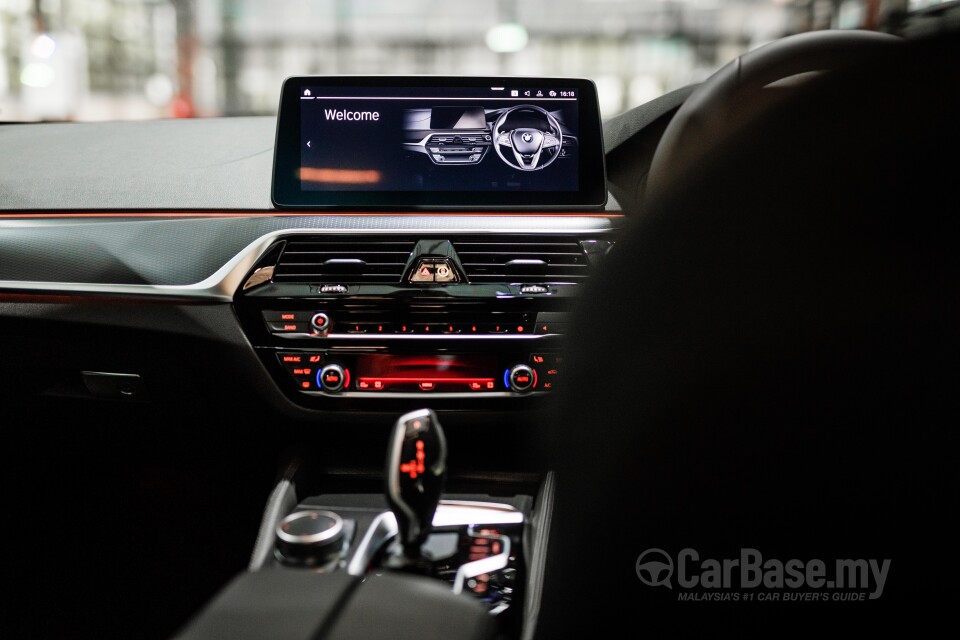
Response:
[274, 350, 562, 396]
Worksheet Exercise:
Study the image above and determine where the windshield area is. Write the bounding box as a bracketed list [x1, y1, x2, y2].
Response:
[0, 0, 936, 123]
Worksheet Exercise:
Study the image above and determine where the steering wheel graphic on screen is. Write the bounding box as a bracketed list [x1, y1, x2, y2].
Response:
[492, 105, 564, 171]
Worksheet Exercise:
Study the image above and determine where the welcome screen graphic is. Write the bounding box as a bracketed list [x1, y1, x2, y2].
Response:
[299, 88, 579, 192]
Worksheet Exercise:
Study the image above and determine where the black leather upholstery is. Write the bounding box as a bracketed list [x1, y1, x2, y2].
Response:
[537, 30, 959, 636]
[175, 570, 495, 640]
[175, 571, 357, 640]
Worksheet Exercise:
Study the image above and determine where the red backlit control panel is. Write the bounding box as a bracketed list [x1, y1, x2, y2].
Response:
[274, 351, 562, 395]
[529, 352, 563, 391]
[262, 310, 568, 337]
[276, 352, 327, 390]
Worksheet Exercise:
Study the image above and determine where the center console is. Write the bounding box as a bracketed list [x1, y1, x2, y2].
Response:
[272, 411, 532, 624]
[227, 228, 595, 635]
[181, 74, 611, 640]
[235, 232, 613, 410]
[178, 409, 546, 640]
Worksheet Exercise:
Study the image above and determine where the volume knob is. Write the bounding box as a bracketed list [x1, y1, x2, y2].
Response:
[311, 312, 331, 332]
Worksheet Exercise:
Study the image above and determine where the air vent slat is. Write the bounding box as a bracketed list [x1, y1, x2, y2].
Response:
[280, 262, 403, 267]
[269, 235, 603, 285]
[273, 237, 416, 284]
[452, 235, 593, 284]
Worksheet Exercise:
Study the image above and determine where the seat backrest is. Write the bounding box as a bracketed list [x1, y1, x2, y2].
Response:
[535, 30, 960, 638]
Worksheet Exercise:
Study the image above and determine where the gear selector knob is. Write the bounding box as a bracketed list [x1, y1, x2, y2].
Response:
[386, 408, 447, 555]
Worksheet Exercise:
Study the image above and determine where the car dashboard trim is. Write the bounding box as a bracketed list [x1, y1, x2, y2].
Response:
[0, 220, 618, 302]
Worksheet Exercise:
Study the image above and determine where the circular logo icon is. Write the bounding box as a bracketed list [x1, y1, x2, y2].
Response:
[522, 132, 533, 143]
[636, 548, 674, 588]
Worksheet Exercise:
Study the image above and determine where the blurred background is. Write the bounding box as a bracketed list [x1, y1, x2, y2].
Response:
[0, 0, 947, 121]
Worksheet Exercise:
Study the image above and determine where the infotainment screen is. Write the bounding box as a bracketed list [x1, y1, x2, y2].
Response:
[272, 76, 606, 209]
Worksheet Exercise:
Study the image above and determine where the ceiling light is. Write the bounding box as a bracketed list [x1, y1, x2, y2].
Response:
[485, 23, 528, 54]
[21, 62, 55, 88]
[30, 34, 57, 59]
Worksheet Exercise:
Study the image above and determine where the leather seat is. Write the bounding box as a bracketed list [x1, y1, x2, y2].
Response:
[536, 29, 959, 637]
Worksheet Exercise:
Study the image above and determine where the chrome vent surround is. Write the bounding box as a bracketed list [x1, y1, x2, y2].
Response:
[452, 235, 590, 284]
[272, 237, 417, 284]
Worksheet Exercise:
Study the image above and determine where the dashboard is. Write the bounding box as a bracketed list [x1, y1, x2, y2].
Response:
[0, 75, 627, 424]
[0, 79, 632, 636]
[0, 213, 620, 419]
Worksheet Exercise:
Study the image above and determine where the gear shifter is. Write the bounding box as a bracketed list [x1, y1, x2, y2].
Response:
[385, 408, 447, 557]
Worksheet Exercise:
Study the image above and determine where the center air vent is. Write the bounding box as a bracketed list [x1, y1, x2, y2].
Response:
[272, 237, 417, 284]
[452, 235, 591, 284]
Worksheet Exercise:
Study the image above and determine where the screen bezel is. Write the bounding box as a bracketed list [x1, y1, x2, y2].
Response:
[271, 75, 607, 210]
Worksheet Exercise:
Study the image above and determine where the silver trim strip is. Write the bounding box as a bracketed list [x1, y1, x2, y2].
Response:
[275, 333, 560, 341]
[0, 224, 616, 301]
[248, 455, 302, 570]
[347, 511, 398, 576]
[432, 500, 525, 526]
[242, 265, 274, 290]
